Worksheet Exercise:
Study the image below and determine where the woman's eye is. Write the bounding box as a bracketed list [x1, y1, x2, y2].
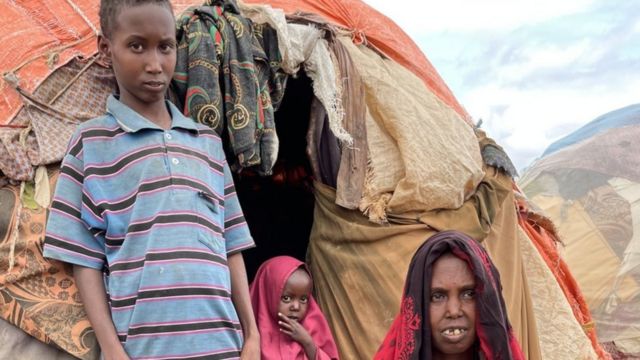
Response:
[462, 289, 475, 300]
[129, 43, 143, 52]
[431, 292, 445, 302]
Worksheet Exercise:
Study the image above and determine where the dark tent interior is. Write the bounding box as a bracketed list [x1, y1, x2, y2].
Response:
[232, 71, 317, 280]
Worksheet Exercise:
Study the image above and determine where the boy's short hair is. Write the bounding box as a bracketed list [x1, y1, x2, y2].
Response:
[99, 0, 174, 38]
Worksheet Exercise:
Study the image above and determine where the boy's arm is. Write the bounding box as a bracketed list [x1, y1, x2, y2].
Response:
[74, 265, 130, 360]
[228, 252, 260, 360]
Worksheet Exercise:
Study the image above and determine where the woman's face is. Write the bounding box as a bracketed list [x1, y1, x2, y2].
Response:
[429, 254, 477, 359]
[278, 269, 312, 322]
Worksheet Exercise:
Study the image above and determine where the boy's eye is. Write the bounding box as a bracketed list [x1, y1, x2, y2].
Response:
[160, 42, 176, 53]
[281, 295, 291, 303]
[431, 292, 446, 302]
[129, 43, 143, 52]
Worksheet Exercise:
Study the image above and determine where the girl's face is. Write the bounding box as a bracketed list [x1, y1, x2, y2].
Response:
[278, 269, 312, 322]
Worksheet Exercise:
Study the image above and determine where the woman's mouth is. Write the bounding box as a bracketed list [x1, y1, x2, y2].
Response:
[441, 328, 468, 341]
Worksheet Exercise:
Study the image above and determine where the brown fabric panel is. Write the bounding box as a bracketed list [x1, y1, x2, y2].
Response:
[481, 173, 542, 360]
[306, 97, 324, 182]
[0, 167, 99, 359]
[0, 188, 16, 241]
[329, 38, 367, 210]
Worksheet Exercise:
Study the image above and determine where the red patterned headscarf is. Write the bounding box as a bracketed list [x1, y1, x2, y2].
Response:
[374, 231, 524, 360]
[250, 256, 340, 360]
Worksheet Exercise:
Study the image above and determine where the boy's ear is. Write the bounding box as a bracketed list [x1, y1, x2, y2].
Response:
[97, 34, 112, 66]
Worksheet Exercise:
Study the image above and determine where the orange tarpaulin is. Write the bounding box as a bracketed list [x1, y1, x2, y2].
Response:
[0, 0, 469, 125]
[0, 1, 198, 124]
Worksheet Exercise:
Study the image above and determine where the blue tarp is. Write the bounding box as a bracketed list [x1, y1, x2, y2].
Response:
[542, 103, 640, 157]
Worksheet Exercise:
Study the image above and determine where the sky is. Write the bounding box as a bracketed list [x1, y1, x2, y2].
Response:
[361, 0, 640, 172]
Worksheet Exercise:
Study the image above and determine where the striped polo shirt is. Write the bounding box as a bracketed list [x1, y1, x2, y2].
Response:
[44, 95, 254, 359]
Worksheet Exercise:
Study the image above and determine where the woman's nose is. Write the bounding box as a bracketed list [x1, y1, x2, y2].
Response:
[445, 298, 463, 318]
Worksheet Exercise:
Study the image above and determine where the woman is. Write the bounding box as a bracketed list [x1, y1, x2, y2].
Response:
[375, 231, 524, 360]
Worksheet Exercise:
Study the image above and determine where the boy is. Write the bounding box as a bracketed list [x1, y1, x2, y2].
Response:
[43, 1, 259, 359]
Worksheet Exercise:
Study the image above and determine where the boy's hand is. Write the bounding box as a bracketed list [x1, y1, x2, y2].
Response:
[240, 334, 260, 360]
[278, 312, 314, 348]
[102, 346, 131, 360]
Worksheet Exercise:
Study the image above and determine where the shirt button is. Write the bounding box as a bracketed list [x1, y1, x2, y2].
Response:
[165, 133, 172, 140]
[171, 158, 180, 165]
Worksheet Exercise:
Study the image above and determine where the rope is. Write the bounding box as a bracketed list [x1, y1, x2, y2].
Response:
[8, 182, 25, 272]
[49, 55, 97, 104]
[3, 35, 95, 76]
[65, 0, 99, 35]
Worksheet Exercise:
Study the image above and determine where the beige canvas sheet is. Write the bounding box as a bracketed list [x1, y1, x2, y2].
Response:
[337, 38, 484, 222]
[517, 226, 598, 359]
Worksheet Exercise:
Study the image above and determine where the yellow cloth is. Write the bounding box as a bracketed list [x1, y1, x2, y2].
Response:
[481, 171, 542, 360]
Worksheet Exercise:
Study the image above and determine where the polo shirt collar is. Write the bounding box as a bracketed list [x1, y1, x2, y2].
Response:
[106, 95, 199, 134]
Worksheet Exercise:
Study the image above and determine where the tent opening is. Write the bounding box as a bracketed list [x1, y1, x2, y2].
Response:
[234, 70, 316, 281]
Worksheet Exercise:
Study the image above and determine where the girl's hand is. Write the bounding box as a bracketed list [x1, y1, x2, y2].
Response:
[278, 312, 315, 349]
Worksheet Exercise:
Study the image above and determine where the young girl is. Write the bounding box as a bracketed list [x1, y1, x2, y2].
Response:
[250, 256, 339, 359]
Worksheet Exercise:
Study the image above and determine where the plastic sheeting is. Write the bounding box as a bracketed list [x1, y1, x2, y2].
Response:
[0, 1, 202, 125]
[521, 104, 640, 356]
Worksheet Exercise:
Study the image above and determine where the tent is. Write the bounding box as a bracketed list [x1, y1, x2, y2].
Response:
[521, 104, 640, 358]
[0, 0, 609, 359]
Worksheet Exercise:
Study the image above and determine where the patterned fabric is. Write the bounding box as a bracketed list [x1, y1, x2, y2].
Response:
[0, 167, 99, 360]
[581, 185, 633, 259]
[43, 96, 255, 359]
[0, 58, 115, 182]
[374, 231, 524, 360]
[174, 0, 286, 176]
[249, 256, 339, 360]
[0, 128, 34, 181]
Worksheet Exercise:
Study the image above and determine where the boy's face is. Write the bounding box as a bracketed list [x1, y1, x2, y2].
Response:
[98, 3, 176, 115]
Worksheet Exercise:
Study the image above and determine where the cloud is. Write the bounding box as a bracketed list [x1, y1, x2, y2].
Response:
[362, 0, 640, 171]
[363, 0, 597, 33]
